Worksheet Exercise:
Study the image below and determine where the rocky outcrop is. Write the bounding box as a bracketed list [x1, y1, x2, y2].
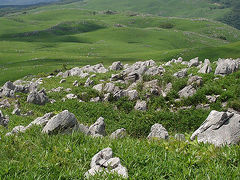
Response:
[88, 117, 106, 137]
[198, 59, 212, 74]
[42, 110, 78, 134]
[188, 57, 199, 67]
[0, 81, 30, 97]
[173, 68, 188, 78]
[27, 89, 48, 105]
[109, 61, 123, 71]
[190, 110, 240, 146]
[147, 123, 169, 140]
[178, 85, 196, 98]
[85, 147, 128, 179]
[5, 125, 26, 136]
[215, 58, 239, 75]
[26, 112, 54, 129]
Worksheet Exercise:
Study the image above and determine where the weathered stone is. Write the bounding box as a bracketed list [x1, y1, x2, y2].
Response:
[59, 79, 66, 83]
[147, 123, 169, 140]
[127, 90, 138, 100]
[93, 84, 103, 92]
[188, 57, 199, 67]
[104, 83, 120, 94]
[134, 100, 147, 111]
[178, 85, 196, 98]
[90, 147, 113, 168]
[89, 117, 106, 137]
[110, 164, 128, 179]
[42, 110, 78, 134]
[109, 61, 123, 71]
[0, 99, 11, 108]
[187, 75, 203, 87]
[215, 58, 239, 75]
[66, 94, 77, 99]
[206, 95, 220, 103]
[90, 97, 101, 102]
[190, 110, 240, 146]
[26, 112, 54, 129]
[73, 80, 79, 87]
[0, 110, 9, 127]
[27, 89, 48, 105]
[173, 68, 188, 78]
[145, 66, 165, 76]
[6, 125, 26, 136]
[110, 128, 126, 139]
[198, 59, 212, 74]
[12, 107, 21, 115]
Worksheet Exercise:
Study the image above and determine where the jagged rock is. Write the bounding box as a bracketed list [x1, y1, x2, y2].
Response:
[109, 61, 123, 71]
[134, 100, 147, 111]
[85, 147, 128, 179]
[27, 89, 48, 105]
[50, 87, 63, 92]
[215, 58, 239, 75]
[5, 125, 26, 136]
[84, 78, 93, 87]
[127, 82, 137, 90]
[0, 99, 11, 108]
[0, 81, 15, 97]
[110, 128, 126, 139]
[76, 124, 89, 135]
[26, 112, 54, 129]
[127, 90, 138, 100]
[162, 83, 172, 97]
[62, 70, 71, 78]
[93, 84, 103, 92]
[191, 110, 240, 146]
[206, 95, 220, 103]
[66, 94, 77, 99]
[187, 75, 203, 87]
[178, 85, 196, 98]
[175, 133, 186, 141]
[147, 123, 169, 140]
[143, 80, 161, 95]
[173, 68, 188, 78]
[90, 97, 101, 102]
[124, 72, 140, 82]
[73, 80, 79, 87]
[42, 110, 78, 134]
[88, 117, 106, 137]
[113, 90, 127, 100]
[0, 110, 9, 127]
[188, 57, 199, 67]
[145, 66, 165, 76]
[103, 93, 111, 102]
[12, 107, 21, 115]
[59, 79, 66, 83]
[198, 59, 212, 74]
[104, 83, 120, 94]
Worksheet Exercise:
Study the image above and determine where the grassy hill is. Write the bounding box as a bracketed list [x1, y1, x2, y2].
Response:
[0, 5, 240, 85]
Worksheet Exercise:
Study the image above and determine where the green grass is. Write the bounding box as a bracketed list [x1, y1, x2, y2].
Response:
[1, 7, 240, 85]
[0, 62, 240, 179]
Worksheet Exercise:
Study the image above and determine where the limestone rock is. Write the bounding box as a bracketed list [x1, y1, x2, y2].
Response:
[0, 110, 9, 127]
[88, 117, 106, 137]
[134, 100, 147, 111]
[190, 110, 240, 146]
[198, 59, 212, 74]
[42, 110, 78, 134]
[188, 57, 199, 67]
[109, 61, 123, 71]
[27, 89, 48, 105]
[178, 85, 196, 98]
[110, 128, 126, 139]
[173, 68, 188, 78]
[215, 58, 239, 75]
[147, 123, 169, 140]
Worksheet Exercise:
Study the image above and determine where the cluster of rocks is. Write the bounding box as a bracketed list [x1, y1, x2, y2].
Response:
[85, 147, 128, 179]
[0, 110, 9, 127]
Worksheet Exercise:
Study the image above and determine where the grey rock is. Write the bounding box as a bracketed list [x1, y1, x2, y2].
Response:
[0, 110, 9, 127]
[59, 79, 66, 84]
[27, 89, 48, 105]
[66, 94, 77, 99]
[76, 124, 89, 135]
[127, 90, 138, 100]
[64, 88, 72, 92]
[12, 108, 21, 115]
[206, 95, 220, 103]
[187, 75, 203, 87]
[84, 77, 93, 87]
[188, 57, 199, 67]
[90, 147, 113, 168]
[173, 68, 188, 78]
[134, 100, 147, 111]
[93, 84, 103, 92]
[90, 97, 101, 102]
[42, 110, 78, 134]
[178, 85, 196, 98]
[109, 61, 123, 71]
[215, 58, 239, 75]
[110, 128, 126, 139]
[104, 83, 120, 94]
[26, 112, 54, 129]
[0, 99, 11, 108]
[73, 80, 79, 87]
[110, 164, 128, 179]
[145, 66, 165, 76]
[190, 110, 240, 146]
[198, 59, 212, 74]
[103, 93, 111, 102]
[147, 123, 169, 140]
[6, 125, 26, 136]
[89, 117, 106, 137]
